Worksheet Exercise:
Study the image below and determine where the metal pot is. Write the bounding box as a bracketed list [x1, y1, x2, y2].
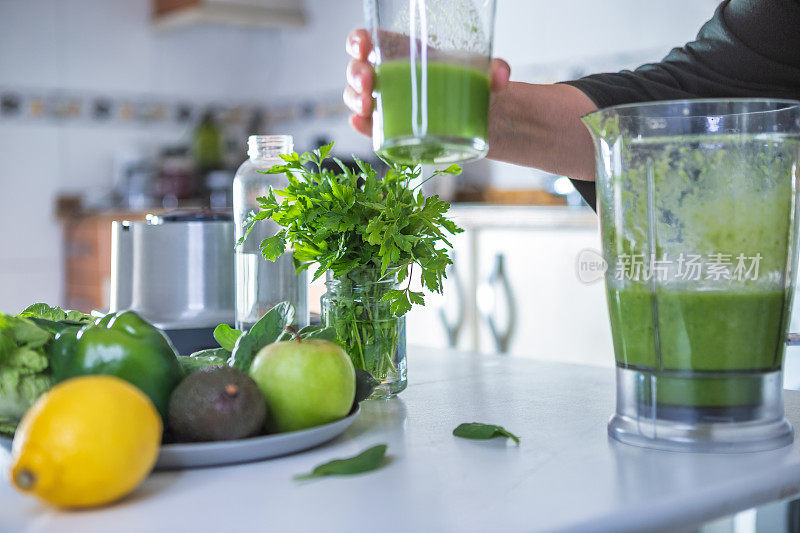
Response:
[110, 209, 234, 354]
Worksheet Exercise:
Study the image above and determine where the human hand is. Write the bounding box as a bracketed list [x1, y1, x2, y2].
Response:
[344, 28, 511, 137]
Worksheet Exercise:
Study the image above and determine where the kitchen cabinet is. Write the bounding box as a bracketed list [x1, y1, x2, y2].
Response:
[405, 230, 474, 352]
[406, 205, 615, 367]
[61, 214, 116, 312]
[475, 226, 613, 366]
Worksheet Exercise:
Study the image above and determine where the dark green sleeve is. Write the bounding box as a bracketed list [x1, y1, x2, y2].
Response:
[562, 0, 800, 209]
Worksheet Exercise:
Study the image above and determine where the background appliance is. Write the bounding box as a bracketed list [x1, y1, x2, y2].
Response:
[110, 209, 235, 354]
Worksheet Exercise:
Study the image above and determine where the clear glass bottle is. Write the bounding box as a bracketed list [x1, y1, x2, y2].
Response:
[233, 135, 308, 330]
[321, 269, 407, 399]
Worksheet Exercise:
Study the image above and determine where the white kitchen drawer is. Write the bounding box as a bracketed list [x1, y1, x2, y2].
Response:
[475, 226, 614, 367]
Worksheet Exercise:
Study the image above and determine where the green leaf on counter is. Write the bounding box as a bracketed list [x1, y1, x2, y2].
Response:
[213, 324, 243, 352]
[294, 444, 388, 481]
[453, 423, 520, 445]
[228, 302, 295, 371]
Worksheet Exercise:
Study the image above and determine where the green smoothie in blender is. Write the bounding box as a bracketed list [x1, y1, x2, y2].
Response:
[607, 287, 789, 407]
[600, 133, 797, 410]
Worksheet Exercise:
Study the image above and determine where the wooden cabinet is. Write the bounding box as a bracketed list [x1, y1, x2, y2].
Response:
[60, 211, 152, 313]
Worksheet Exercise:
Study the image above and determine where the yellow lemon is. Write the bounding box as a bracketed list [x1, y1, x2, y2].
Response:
[9, 375, 162, 508]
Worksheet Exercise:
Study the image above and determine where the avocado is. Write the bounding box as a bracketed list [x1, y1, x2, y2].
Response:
[354, 369, 380, 403]
[167, 365, 267, 442]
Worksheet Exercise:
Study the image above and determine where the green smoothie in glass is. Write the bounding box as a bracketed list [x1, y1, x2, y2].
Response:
[374, 60, 490, 164]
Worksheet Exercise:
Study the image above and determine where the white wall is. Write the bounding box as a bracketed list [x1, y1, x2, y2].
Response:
[495, 0, 718, 75]
[257, 0, 370, 155]
[0, 0, 283, 98]
[0, 0, 284, 312]
[0, 0, 720, 313]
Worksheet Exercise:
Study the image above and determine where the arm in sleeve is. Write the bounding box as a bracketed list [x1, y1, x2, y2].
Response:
[561, 0, 800, 208]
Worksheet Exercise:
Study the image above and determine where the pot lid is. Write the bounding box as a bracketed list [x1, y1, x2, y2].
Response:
[146, 209, 232, 224]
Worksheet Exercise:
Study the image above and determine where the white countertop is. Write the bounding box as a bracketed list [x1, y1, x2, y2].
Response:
[3, 347, 800, 533]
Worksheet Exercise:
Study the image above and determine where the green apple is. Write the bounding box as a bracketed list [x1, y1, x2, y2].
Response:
[249, 339, 355, 432]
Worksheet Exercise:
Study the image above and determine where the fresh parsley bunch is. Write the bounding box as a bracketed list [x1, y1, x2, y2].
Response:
[242, 142, 463, 316]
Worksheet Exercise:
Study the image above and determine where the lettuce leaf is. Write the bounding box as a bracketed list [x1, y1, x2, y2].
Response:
[19, 303, 93, 324]
[0, 417, 17, 436]
[0, 313, 58, 437]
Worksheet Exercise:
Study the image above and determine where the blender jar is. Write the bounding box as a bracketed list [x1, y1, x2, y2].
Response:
[583, 99, 800, 452]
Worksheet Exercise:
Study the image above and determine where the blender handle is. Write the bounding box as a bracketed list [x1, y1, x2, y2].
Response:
[787, 334, 800, 346]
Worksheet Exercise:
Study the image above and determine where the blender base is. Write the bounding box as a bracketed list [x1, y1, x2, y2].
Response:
[609, 367, 794, 453]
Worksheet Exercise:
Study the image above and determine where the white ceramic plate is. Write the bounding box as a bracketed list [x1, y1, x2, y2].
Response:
[0, 406, 360, 470]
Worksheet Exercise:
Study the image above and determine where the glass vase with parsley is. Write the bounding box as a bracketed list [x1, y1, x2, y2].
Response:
[241, 143, 462, 398]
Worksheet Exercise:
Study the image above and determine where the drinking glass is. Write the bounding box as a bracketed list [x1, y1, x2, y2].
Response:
[363, 0, 497, 164]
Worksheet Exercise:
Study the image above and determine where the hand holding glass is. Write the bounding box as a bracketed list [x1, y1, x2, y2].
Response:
[363, 0, 497, 164]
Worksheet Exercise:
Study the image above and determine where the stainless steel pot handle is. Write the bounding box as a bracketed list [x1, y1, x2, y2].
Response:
[439, 253, 465, 347]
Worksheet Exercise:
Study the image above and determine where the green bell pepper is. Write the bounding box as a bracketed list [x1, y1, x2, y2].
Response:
[50, 311, 184, 419]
